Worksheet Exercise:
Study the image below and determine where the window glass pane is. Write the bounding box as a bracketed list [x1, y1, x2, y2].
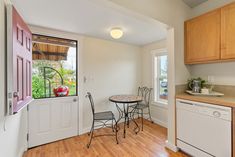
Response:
[160, 55, 167, 77]
[159, 55, 168, 101]
[32, 35, 77, 99]
[159, 77, 168, 100]
[154, 54, 168, 102]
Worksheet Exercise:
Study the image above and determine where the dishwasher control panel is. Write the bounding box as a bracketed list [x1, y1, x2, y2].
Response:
[176, 99, 231, 121]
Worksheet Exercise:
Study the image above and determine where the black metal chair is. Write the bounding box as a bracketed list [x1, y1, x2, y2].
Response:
[130, 87, 153, 131]
[86, 92, 118, 148]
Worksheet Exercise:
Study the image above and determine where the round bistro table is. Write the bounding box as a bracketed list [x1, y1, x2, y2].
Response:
[109, 95, 142, 138]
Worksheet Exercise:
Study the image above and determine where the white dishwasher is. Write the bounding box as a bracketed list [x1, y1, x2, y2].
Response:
[176, 99, 232, 157]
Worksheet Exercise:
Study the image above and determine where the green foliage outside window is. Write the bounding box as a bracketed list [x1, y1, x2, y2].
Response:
[32, 60, 77, 99]
[32, 75, 44, 98]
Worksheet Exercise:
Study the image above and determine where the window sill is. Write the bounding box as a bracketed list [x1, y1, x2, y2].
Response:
[34, 95, 78, 101]
[151, 101, 168, 109]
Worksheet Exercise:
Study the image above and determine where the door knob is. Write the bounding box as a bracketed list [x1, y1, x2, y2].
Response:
[13, 92, 19, 98]
[73, 98, 77, 102]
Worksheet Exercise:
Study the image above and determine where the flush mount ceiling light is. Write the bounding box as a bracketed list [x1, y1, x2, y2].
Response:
[110, 28, 123, 39]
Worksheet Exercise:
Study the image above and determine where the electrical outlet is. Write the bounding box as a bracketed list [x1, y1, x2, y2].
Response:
[208, 76, 215, 84]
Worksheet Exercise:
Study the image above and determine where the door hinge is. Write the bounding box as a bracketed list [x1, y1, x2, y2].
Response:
[27, 133, 29, 141]
[27, 106, 29, 111]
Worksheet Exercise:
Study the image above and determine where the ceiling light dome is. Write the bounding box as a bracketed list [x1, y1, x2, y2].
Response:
[110, 28, 123, 39]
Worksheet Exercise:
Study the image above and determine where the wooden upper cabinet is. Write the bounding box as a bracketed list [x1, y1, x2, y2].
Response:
[185, 9, 221, 64]
[221, 3, 235, 60]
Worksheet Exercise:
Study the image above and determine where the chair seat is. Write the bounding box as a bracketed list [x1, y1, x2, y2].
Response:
[135, 102, 148, 109]
[129, 102, 148, 109]
[94, 111, 114, 120]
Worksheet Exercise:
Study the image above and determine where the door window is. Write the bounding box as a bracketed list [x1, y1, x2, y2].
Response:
[32, 34, 78, 99]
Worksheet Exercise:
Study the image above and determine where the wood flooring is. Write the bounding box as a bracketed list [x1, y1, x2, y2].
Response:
[24, 119, 189, 157]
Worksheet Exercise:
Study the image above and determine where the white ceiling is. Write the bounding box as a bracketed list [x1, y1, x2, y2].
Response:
[11, 0, 168, 46]
[182, 0, 208, 8]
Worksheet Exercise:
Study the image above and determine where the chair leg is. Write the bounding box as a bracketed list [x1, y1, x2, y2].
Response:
[127, 106, 130, 128]
[141, 109, 144, 131]
[87, 121, 94, 148]
[148, 106, 154, 123]
[88, 120, 94, 136]
[112, 119, 114, 132]
[114, 119, 119, 144]
[138, 109, 140, 119]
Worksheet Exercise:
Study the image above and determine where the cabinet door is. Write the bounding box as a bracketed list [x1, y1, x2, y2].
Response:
[221, 3, 235, 60]
[185, 10, 221, 64]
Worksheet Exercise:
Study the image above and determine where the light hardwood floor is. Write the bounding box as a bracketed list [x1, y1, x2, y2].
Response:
[24, 120, 189, 157]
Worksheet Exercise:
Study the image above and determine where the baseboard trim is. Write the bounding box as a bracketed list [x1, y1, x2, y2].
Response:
[18, 146, 26, 157]
[142, 115, 167, 128]
[81, 127, 90, 135]
[165, 140, 179, 152]
[151, 117, 167, 128]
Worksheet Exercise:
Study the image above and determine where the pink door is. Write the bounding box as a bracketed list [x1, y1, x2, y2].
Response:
[7, 5, 33, 114]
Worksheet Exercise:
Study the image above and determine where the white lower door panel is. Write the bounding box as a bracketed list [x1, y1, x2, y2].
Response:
[28, 96, 78, 148]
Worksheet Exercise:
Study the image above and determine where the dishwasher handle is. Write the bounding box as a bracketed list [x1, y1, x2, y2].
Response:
[179, 101, 194, 106]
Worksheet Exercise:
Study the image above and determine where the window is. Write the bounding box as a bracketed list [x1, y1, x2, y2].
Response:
[153, 50, 168, 104]
[32, 34, 77, 99]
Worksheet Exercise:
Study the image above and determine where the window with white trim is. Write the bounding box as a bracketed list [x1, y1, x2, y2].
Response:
[153, 50, 168, 104]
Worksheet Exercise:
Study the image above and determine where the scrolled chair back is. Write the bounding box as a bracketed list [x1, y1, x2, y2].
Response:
[86, 92, 95, 115]
[138, 87, 153, 105]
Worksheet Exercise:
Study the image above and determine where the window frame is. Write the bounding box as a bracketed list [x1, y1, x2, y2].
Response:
[151, 48, 168, 106]
[32, 34, 78, 99]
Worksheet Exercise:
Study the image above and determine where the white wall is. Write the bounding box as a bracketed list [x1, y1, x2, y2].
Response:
[188, 0, 235, 86]
[109, 0, 191, 85]
[0, 1, 28, 157]
[141, 40, 167, 87]
[141, 40, 168, 127]
[0, 110, 28, 157]
[82, 37, 142, 132]
[189, 62, 235, 85]
[109, 0, 191, 149]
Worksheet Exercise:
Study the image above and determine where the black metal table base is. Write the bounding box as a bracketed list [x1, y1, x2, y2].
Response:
[115, 103, 140, 138]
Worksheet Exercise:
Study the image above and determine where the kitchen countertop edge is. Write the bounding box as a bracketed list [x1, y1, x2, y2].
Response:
[176, 93, 235, 108]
